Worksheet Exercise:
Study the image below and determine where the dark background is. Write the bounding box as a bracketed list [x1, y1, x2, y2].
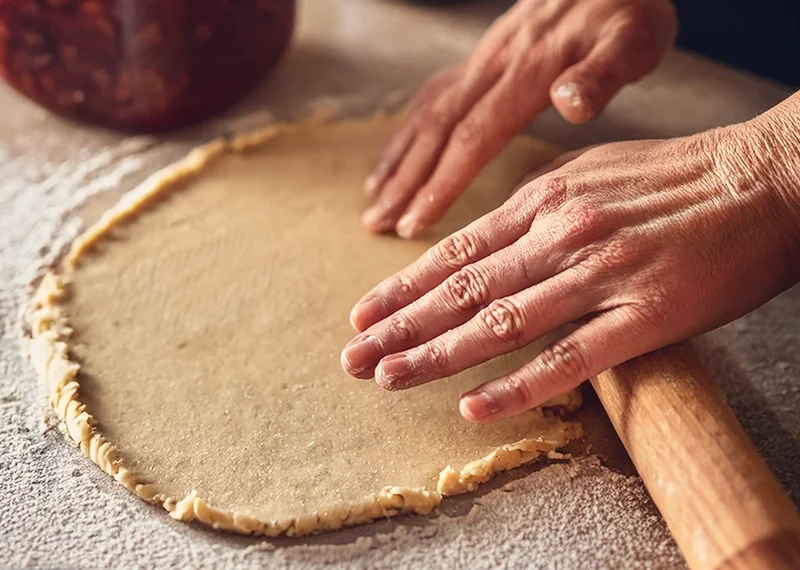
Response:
[673, 0, 799, 87]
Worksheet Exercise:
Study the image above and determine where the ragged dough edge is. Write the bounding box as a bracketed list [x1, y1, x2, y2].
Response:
[27, 116, 582, 537]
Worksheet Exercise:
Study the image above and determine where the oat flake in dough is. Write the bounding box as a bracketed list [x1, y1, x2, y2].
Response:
[28, 117, 582, 537]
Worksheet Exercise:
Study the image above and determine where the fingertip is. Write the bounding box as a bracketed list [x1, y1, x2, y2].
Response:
[339, 349, 373, 380]
[340, 333, 384, 379]
[396, 213, 424, 240]
[361, 208, 394, 233]
[374, 354, 411, 391]
[349, 296, 386, 332]
[361, 208, 382, 229]
[374, 367, 393, 390]
[551, 81, 597, 124]
[374, 360, 406, 392]
[459, 390, 501, 423]
[339, 349, 356, 377]
[348, 306, 361, 331]
[459, 398, 483, 423]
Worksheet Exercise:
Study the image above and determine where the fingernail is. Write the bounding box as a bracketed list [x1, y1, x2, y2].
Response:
[376, 353, 415, 389]
[364, 174, 380, 196]
[552, 81, 583, 106]
[396, 213, 423, 239]
[341, 334, 384, 377]
[552, 82, 593, 122]
[460, 390, 502, 421]
[350, 296, 386, 331]
[362, 207, 392, 232]
[361, 207, 382, 226]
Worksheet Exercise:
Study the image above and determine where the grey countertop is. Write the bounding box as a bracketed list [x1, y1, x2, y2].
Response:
[1, 1, 797, 569]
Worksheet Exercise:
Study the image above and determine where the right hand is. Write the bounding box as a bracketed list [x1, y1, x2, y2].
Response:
[344, 94, 800, 422]
[362, 0, 677, 238]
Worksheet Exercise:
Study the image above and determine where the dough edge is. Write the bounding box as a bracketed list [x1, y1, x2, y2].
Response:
[26, 116, 583, 537]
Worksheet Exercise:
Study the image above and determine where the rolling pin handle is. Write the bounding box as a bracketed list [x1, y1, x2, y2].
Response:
[591, 342, 800, 570]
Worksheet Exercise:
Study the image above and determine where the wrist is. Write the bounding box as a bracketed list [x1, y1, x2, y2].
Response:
[714, 93, 800, 282]
[755, 93, 800, 282]
[747, 93, 800, 223]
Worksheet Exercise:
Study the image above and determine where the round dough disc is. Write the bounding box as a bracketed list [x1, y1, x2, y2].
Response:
[29, 117, 582, 536]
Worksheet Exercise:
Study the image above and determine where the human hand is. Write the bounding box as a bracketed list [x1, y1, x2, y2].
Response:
[342, 98, 800, 422]
[362, 0, 677, 238]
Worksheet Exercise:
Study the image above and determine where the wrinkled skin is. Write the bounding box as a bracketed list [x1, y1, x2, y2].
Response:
[362, 0, 677, 237]
[342, 93, 800, 423]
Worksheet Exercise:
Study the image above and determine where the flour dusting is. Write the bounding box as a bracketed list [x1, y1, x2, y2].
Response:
[1, 2, 797, 565]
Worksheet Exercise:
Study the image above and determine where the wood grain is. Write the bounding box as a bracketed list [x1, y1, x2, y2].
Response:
[592, 342, 800, 570]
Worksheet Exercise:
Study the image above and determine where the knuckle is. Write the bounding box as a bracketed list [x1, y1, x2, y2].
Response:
[549, 199, 605, 246]
[532, 175, 569, 216]
[420, 106, 453, 137]
[445, 265, 491, 310]
[433, 231, 483, 269]
[612, 7, 650, 42]
[422, 342, 449, 374]
[622, 3, 669, 39]
[502, 374, 536, 408]
[386, 274, 418, 302]
[612, 6, 673, 68]
[453, 115, 489, 148]
[389, 313, 419, 343]
[481, 298, 527, 345]
[398, 274, 416, 296]
[630, 279, 675, 329]
[588, 235, 640, 275]
[535, 336, 590, 382]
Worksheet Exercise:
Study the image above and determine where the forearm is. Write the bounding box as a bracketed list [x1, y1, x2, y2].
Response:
[760, 92, 800, 281]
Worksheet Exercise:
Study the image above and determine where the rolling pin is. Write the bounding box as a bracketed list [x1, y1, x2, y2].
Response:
[591, 341, 800, 570]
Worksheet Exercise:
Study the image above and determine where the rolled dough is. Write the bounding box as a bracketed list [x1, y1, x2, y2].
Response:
[28, 117, 582, 537]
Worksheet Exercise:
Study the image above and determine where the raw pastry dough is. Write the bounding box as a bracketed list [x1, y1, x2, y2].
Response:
[28, 117, 582, 537]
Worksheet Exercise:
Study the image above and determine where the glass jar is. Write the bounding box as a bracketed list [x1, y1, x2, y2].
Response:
[0, 0, 296, 132]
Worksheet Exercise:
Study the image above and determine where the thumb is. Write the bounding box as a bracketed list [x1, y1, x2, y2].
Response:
[549, 29, 666, 124]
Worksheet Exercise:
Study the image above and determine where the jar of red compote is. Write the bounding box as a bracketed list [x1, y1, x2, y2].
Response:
[0, 0, 295, 131]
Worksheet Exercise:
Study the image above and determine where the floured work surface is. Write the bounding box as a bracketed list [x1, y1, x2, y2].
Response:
[28, 117, 582, 537]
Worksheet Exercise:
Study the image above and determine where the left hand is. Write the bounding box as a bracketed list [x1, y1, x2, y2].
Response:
[340, 108, 800, 422]
[361, 0, 677, 238]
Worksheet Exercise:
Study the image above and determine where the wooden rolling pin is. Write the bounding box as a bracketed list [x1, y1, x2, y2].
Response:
[591, 342, 800, 570]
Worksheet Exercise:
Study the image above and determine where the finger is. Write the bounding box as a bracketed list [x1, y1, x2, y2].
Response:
[365, 69, 458, 197]
[362, 63, 508, 233]
[462, 0, 528, 73]
[361, 126, 449, 233]
[396, 53, 562, 238]
[550, 25, 666, 124]
[374, 265, 596, 390]
[365, 123, 416, 198]
[351, 164, 601, 334]
[459, 308, 657, 423]
[350, 193, 533, 333]
[345, 228, 566, 379]
[363, 3, 524, 230]
[348, 177, 619, 381]
[364, 6, 524, 201]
